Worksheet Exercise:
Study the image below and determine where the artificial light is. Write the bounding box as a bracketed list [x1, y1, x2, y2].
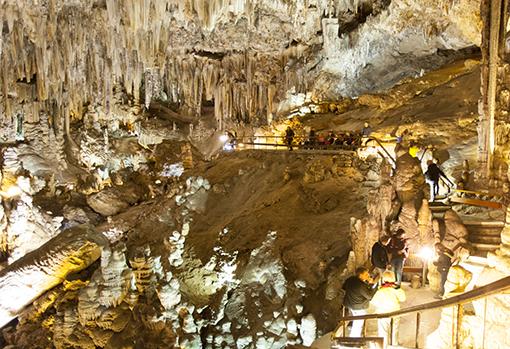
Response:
[219, 134, 229, 142]
[1, 185, 22, 198]
[418, 246, 435, 261]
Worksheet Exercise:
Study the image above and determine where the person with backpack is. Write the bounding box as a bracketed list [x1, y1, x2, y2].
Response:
[342, 267, 379, 337]
[387, 229, 409, 288]
[425, 160, 451, 201]
[371, 235, 391, 282]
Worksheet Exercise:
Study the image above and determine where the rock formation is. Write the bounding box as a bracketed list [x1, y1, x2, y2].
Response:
[0, 225, 107, 328]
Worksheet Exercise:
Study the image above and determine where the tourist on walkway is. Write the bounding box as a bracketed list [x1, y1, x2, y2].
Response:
[387, 229, 409, 287]
[370, 270, 406, 345]
[361, 122, 372, 137]
[425, 160, 451, 201]
[434, 243, 454, 298]
[371, 235, 391, 282]
[361, 122, 372, 146]
[342, 267, 379, 337]
[307, 128, 316, 148]
[284, 126, 295, 151]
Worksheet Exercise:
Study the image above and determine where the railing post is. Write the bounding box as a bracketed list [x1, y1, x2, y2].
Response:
[451, 306, 455, 347]
[456, 304, 463, 349]
[482, 297, 488, 349]
[390, 317, 394, 346]
[342, 307, 346, 337]
[415, 312, 421, 349]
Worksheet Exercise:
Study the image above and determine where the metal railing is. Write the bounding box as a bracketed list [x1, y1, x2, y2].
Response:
[332, 275, 510, 348]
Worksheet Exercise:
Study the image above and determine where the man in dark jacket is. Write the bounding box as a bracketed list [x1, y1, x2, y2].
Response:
[434, 243, 454, 298]
[371, 235, 391, 281]
[342, 267, 379, 337]
[425, 160, 450, 201]
[388, 229, 409, 288]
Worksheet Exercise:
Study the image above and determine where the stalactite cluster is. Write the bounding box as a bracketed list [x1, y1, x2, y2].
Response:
[0, 0, 356, 130]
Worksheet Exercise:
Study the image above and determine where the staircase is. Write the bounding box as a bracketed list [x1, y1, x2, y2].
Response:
[463, 219, 504, 257]
[428, 202, 503, 257]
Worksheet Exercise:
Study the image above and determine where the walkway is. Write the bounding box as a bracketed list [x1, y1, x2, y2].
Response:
[312, 283, 441, 349]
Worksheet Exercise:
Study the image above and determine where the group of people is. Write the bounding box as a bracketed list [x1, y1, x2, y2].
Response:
[341, 230, 408, 343]
[341, 229, 455, 344]
[284, 122, 373, 151]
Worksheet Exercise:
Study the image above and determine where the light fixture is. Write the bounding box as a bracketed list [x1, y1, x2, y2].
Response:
[418, 246, 435, 261]
[1, 185, 22, 198]
[418, 246, 435, 287]
[219, 134, 229, 142]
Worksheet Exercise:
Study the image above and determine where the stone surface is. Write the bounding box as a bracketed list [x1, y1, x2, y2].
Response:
[0, 225, 106, 328]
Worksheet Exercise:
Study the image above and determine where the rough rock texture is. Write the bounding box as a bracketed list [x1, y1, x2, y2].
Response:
[0, 0, 480, 137]
[0, 225, 106, 328]
[1, 152, 378, 348]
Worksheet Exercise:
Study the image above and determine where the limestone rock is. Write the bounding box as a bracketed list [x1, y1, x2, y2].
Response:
[86, 186, 140, 216]
[0, 226, 107, 328]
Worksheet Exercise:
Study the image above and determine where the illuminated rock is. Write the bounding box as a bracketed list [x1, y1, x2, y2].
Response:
[0, 225, 107, 328]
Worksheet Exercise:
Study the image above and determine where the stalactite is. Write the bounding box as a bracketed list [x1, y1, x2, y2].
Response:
[0, 0, 329, 128]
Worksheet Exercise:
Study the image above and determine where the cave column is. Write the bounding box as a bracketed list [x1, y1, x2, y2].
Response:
[479, 0, 508, 177]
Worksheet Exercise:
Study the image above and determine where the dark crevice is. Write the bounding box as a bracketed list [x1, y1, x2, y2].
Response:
[192, 50, 226, 60]
[337, 0, 392, 37]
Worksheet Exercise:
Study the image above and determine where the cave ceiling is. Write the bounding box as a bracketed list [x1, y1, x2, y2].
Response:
[0, 0, 482, 128]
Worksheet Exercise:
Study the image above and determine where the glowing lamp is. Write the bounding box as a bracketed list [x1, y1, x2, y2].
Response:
[418, 246, 435, 288]
[219, 134, 229, 143]
[418, 246, 435, 261]
[2, 185, 22, 198]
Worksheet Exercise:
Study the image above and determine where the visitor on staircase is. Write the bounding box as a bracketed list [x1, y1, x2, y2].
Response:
[425, 160, 451, 201]
[370, 270, 406, 345]
[371, 235, 391, 284]
[387, 229, 409, 288]
[342, 267, 379, 337]
[434, 243, 454, 298]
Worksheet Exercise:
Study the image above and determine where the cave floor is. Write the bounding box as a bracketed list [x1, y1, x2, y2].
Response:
[313, 282, 441, 348]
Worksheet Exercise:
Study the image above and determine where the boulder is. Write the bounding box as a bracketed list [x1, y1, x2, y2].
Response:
[87, 186, 140, 216]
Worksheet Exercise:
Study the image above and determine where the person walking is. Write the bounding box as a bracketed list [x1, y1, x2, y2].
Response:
[387, 229, 409, 288]
[285, 126, 295, 151]
[342, 267, 379, 337]
[371, 235, 391, 282]
[434, 243, 454, 298]
[425, 160, 451, 201]
[370, 270, 406, 345]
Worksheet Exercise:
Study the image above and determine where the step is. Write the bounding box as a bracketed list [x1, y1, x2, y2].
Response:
[462, 220, 505, 227]
[471, 242, 499, 251]
[467, 225, 502, 235]
[469, 235, 501, 244]
[429, 205, 452, 211]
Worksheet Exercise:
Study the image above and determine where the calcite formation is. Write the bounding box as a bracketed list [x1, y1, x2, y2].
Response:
[0, 0, 480, 136]
[0, 225, 106, 328]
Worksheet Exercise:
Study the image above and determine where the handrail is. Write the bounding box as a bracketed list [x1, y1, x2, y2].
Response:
[333, 274, 510, 328]
[366, 137, 396, 167]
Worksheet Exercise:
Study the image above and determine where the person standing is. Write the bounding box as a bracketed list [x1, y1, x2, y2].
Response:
[387, 229, 409, 288]
[285, 126, 295, 151]
[371, 235, 391, 282]
[370, 271, 406, 345]
[342, 267, 379, 337]
[361, 122, 372, 137]
[434, 243, 454, 298]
